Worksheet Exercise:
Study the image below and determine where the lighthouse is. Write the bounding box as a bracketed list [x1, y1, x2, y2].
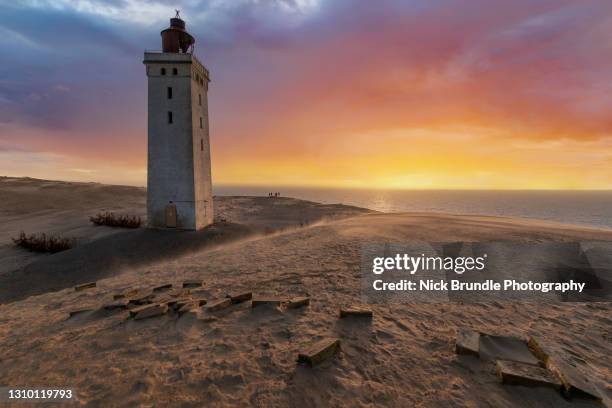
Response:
[143, 12, 213, 230]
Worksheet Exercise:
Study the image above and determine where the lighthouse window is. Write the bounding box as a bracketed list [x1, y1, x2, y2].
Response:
[199, 117, 203, 128]
[168, 111, 173, 124]
[198, 94, 201, 106]
[172, 68, 178, 75]
[200, 139, 204, 151]
[161, 68, 166, 75]
[167, 87, 172, 99]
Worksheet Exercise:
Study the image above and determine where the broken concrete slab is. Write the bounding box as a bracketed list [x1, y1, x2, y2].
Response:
[496, 360, 562, 390]
[74, 282, 96, 291]
[339, 307, 373, 318]
[226, 292, 252, 304]
[455, 329, 480, 357]
[528, 336, 602, 400]
[68, 308, 93, 317]
[131, 303, 168, 320]
[182, 280, 202, 288]
[168, 288, 191, 297]
[127, 294, 155, 307]
[162, 297, 181, 308]
[479, 334, 540, 366]
[129, 304, 152, 317]
[157, 290, 191, 305]
[203, 298, 232, 312]
[548, 359, 602, 400]
[152, 283, 173, 292]
[252, 299, 282, 308]
[171, 298, 195, 310]
[527, 336, 553, 363]
[194, 298, 207, 307]
[176, 301, 199, 315]
[113, 288, 139, 300]
[157, 288, 186, 302]
[297, 338, 341, 367]
[285, 297, 310, 309]
[173, 297, 206, 310]
[102, 301, 128, 311]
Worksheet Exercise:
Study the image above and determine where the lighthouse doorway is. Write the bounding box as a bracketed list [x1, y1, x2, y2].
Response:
[165, 203, 177, 228]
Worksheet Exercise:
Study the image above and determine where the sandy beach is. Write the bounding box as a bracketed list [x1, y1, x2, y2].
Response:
[0, 177, 611, 407]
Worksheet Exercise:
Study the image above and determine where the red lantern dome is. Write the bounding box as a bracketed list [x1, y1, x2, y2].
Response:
[161, 11, 195, 53]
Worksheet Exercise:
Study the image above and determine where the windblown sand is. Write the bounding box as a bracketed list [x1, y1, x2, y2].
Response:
[0, 177, 610, 407]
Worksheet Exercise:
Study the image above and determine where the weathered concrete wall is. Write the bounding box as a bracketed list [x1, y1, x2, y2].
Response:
[190, 57, 214, 229]
[143, 52, 213, 230]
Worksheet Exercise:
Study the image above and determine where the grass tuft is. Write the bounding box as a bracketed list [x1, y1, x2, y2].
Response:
[90, 212, 142, 228]
[13, 231, 76, 253]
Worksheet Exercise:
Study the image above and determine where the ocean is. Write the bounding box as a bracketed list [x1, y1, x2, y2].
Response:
[213, 186, 612, 230]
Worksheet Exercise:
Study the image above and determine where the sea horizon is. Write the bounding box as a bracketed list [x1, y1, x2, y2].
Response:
[3, 176, 611, 230]
[214, 185, 612, 230]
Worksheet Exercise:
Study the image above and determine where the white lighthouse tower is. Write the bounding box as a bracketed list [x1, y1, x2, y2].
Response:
[143, 12, 213, 230]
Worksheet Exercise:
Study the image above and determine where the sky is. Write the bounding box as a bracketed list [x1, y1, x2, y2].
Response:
[1, 0, 611, 189]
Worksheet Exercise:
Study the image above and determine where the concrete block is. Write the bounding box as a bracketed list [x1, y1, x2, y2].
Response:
[74, 282, 96, 291]
[169, 288, 191, 297]
[297, 338, 341, 367]
[203, 298, 232, 312]
[252, 299, 282, 308]
[285, 297, 310, 309]
[128, 294, 155, 306]
[548, 359, 601, 400]
[103, 301, 128, 311]
[226, 292, 252, 304]
[496, 360, 562, 390]
[339, 307, 373, 318]
[69, 309, 93, 317]
[177, 301, 199, 315]
[157, 288, 185, 302]
[528, 336, 602, 400]
[182, 280, 202, 288]
[190, 288, 208, 297]
[527, 336, 555, 363]
[131, 303, 168, 320]
[173, 297, 206, 310]
[163, 297, 181, 308]
[480, 334, 540, 366]
[113, 289, 139, 300]
[455, 329, 480, 357]
[171, 298, 193, 310]
[129, 304, 152, 317]
[153, 283, 173, 292]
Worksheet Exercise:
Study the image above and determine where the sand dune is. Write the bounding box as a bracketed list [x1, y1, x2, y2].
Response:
[0, 177, 370, 303]
[0, 177, 611, 407]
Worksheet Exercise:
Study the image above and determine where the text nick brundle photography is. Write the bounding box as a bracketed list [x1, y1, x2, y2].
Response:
[0, 1, 611, 407]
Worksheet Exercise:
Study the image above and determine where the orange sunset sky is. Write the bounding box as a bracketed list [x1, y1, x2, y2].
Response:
[1, 0, 611, 189]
